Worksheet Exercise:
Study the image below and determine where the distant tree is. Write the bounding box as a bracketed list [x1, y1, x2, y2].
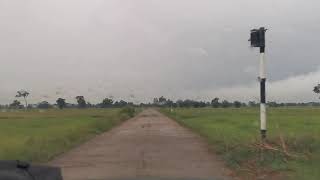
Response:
[65, 103, 76, 108]
[75, 96, 86, 108]
[153, 98, 159, 105]
[233, 101, 242, 108]
[87, 102, 93, 108]
[27, 104, 34, 109]
[206, 102, 211, 106]
[313, 84, 320, 97]
[37, 101, 52, 109]
[176, 100, 183, 107]
[193, 101, 200, 108]
[221, 100, 231, 108]
[183, 99, 193, 107]
[165, 99, 174, 107]
[9, 100, 22, 109]
[101, 98, 114, 108]
[211, 98, 220, 108]
[56, 98, 66, 109]
[198, 101, 207, 108]
[248, 101, 257, 107]
[15, 90, 29, 109]
[118, 100, 128, 107]
[127, 102, 134, 106]
[268, 101, 280, 107]
[158, 96, 167, 104]
[9, 100, 23, 109]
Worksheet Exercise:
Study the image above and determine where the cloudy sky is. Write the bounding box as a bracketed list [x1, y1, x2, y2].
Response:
[0, 0, 320, 104]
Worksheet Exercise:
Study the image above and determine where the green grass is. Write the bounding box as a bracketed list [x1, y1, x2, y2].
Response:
[0, 108, 137, 162]
[161, 107, 320, 180]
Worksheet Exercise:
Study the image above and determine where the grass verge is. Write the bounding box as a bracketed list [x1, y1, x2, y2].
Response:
[0, 107, 138, 162]
[161, 107, 320, 180]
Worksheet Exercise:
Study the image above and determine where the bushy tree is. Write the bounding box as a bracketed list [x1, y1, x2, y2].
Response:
[101, 98, 114, 108]
[268, 101, 280, 107]
[313, 84, 320, 97]
[221, 100, 231, 108]
[211, 98, 220, 108]
[165, 99, 174, 107]
[56, 98, 66, 109]
[233, 101, 242, 108]
[75, 96, 86, 108]
[37, 101, 52, 109]
[248, 101, 257, 107]
[9, 100, 22, 109]
[114, 100, 128, 107]
[158, 96, 167, 105]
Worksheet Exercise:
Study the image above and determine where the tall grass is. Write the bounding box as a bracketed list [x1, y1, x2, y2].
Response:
[161, 107, 320, 180]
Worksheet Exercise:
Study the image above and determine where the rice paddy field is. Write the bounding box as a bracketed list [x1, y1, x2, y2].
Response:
[0, 108, 135, 162]
[161, 107, 320, 180]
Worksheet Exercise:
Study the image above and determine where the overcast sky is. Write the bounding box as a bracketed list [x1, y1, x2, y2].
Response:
[1, 0, 320, 104]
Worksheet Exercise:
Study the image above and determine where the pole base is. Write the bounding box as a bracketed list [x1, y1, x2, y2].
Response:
[261, 130, 267, 140]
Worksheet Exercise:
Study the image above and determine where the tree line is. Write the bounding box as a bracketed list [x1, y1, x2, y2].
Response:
[0, 90, 136, 109]
[2, 87, 320, 109]
[148, 96, 320, 108]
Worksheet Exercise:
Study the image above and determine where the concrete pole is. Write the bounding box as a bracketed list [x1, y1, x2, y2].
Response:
[259, 47, 267, 139]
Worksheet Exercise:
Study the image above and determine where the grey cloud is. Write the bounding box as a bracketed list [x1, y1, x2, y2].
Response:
[0, 0, 320, 104]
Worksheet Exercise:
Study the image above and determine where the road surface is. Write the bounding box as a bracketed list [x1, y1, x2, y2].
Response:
[50, 109, 233, 180]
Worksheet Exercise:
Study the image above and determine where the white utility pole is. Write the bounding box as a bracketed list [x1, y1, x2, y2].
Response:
[250, 27, 267, 139]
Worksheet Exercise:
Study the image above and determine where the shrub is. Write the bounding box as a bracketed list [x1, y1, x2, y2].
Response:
[120, 106, 136, 118]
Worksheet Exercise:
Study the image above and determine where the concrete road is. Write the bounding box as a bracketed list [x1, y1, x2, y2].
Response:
[50, 109, 233, 180]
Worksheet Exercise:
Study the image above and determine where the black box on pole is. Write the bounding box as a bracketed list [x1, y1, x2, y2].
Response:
[249, 27, 266, 48]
